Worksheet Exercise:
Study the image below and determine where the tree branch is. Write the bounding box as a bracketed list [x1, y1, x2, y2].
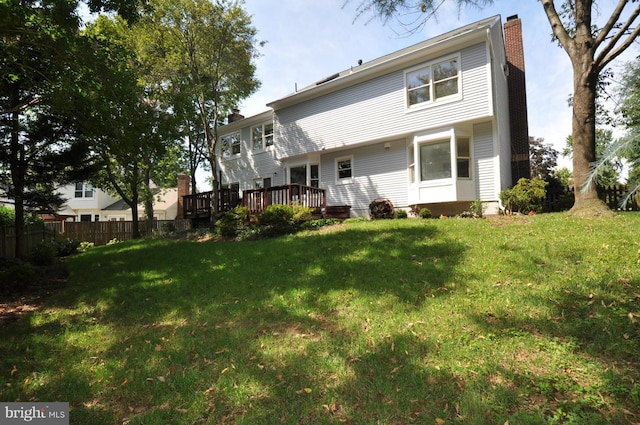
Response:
[541, 0, 575, 54]
[595, 5, 640, 70]
[593, 0, 627, 49]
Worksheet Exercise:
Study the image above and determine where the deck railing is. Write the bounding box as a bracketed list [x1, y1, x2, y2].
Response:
[182, 189, 241, 219]
[183, 185, 326, 218]
[243, 184, 326, 214]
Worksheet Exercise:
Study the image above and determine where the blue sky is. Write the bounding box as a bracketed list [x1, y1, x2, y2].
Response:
[238, 0, 639, 171]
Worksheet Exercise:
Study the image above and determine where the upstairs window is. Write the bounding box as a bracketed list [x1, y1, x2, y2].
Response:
[74, 182, 94, 198]
[221, 132, 241, 158]
[252, 123, 274, 151]
[406, 56, 460, 107]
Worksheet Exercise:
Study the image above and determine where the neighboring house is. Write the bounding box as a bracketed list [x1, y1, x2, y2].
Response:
[216, 15, 530, 217]
[51, 181, 185, 222]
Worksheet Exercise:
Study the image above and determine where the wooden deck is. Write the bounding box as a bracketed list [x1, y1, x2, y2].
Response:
[243, 184, 326, 214]
[182, 184, 326, 219]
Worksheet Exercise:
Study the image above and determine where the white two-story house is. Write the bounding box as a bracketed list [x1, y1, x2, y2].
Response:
[217, 15, 530, 217]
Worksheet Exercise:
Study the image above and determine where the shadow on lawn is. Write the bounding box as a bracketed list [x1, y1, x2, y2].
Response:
[0, 222, 536, 424]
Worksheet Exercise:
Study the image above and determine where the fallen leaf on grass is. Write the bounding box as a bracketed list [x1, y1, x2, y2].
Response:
[436, 418, 446, 425]
[157, 376, 166, 382]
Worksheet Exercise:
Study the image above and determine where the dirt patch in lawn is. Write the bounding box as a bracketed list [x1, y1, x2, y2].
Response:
[0, 259, 68, 328]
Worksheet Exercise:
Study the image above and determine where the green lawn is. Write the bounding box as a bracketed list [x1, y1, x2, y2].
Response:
[1, 214, 639, 424]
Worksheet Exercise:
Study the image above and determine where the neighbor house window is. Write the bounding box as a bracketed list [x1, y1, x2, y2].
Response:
[336, 156, 353, 181]
[74, 182, 94, 198]
[420, 141, 451, 181]
[406, 56, 460, 107]
[221, 132, 241, 158]
[252, 123, 274, 151]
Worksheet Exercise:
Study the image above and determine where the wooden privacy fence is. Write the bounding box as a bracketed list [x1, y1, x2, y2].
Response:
[0, 224, 56, 259]
[545, 184, 640, 212]
[46, 219, 192, 246]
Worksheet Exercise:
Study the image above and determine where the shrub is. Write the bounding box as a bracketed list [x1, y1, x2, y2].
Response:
[418, 208, 432, 219]
[395, 209, 408, 219]
[500, 178, 548, 214]
[258, 204, 300, 236]
[30, 241, 57, 266]
[461, 199, 485, 218]
[217, 206, 251, 239]
[0, 259, 38, 288]
[54, 239, 81, 257]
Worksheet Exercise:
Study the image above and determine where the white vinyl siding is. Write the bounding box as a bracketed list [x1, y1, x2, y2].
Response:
[321, 140, 407, 214]
[275, 42, 490, 160]
[473, 121, 496, 200]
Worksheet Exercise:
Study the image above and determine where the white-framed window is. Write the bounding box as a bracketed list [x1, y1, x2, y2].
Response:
[420, 141, 451, 181]
[456, 137, 471, 179]
[310, 164, 319, 187]
[336, 156, 353, 182]
[288, 163, 320, 187]
[74, 182, 94, 199]
[406, 55, 460, 107]
[252, 123, 274, 151]
[408, 147, 415, 184]
[413, 129, 472, 183]
[221, 132, 241, 158]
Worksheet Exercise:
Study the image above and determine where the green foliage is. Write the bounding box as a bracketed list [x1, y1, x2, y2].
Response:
[258, 204, 312, 237]
[461, 199, 484, 218]
[0, 206, 14, 226]
[500, 178, 548, 214]
[418, 207, 432, 219]
[0, 259, 38, 289]
[54, 239, 81, 257]
[217, 206, 251, 239]
[395, 209, 408, 219]
[303, 217, 341, 229]
[30, 242, 57, 266]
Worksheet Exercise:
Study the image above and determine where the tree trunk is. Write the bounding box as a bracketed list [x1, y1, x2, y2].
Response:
[9, 84, 27, 259]
[569, 57, 615, 217]
[131, 162, 141, 239]
[143, 165, 154, 236]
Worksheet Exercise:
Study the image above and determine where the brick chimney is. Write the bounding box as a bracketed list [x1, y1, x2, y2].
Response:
[504, 15, 531, 185]
[227, 108, 244, 124]
[177, 173, 190, 219]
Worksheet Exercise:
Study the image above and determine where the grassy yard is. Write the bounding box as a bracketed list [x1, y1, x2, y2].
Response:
[1, 214, 639, 424]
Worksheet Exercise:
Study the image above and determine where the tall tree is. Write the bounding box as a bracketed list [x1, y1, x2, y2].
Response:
[529, 136, 559, 181]
[135, 0, 261, 225]
[0, 0, 99, 258]
[350, 0, 640, 216]
[84, 15, 186, 238]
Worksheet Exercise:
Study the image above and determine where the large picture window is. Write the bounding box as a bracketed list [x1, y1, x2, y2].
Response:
[406, 56, 460, 107]
[420, 141, 451, 181]
[221, 132, 241, 158]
